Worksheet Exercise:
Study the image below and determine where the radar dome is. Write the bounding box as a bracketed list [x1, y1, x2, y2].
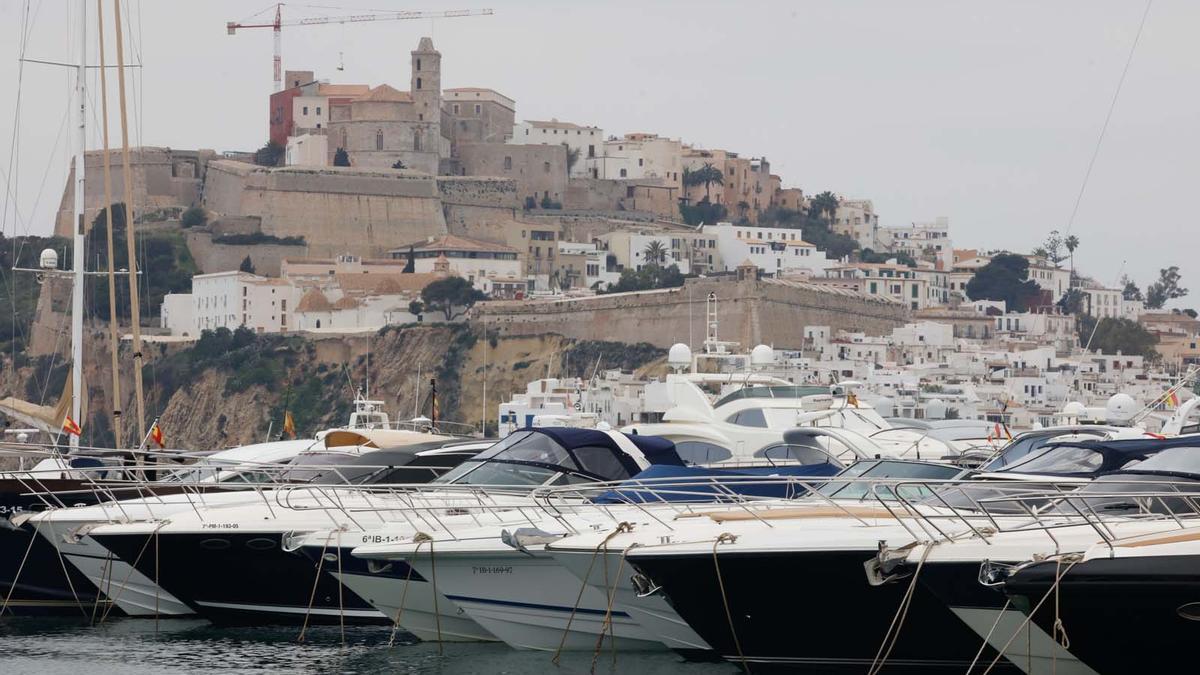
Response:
[667, 343, 692, 370]
[750, 344, 775, 367]
[926, 398, 947, 420]
[1061, 401, 1086, 417]
[1105, 393, 1138, 424]
[874, 396, 895, 418]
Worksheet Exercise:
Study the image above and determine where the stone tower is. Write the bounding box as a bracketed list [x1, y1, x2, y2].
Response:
[411, 37, 442, 140]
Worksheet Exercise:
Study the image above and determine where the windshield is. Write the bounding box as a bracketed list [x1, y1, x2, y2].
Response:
[1049, 473, 1200, 517]
[819, 461, 964, 502]
[998, 445, 1105, 475]
[434, 430, 589, 487]
[983, 430, 1109, 471]
[274, 452, 361, 483]
[1112, 445, 1200, 476]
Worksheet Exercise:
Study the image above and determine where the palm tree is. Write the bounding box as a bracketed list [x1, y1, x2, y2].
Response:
[1064, 235, 1080, 285]
[643, 240, 666, 267]
[809, 191, 839, 223]
[683, 162, 724, 202]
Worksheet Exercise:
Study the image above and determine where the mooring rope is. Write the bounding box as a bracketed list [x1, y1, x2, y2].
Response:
[0, 525, 39, 616]
[712, 532, 749, 674]
[980, 555, 1081, 675]
[551, 522, 633, 665]
[297, 531, 333, 643]
[868, 542, 933, 675]
[100, 523, 164, 623]
[590, 542, 636, 673]
[964, 597, 1012, 674]
[386, 539, 427, 647]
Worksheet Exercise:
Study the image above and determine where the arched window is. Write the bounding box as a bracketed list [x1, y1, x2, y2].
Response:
[413, 130, 421, 151]
[340, 129, 348, 149]
[316, 319, 322, 329]
[375, 129, 384, 151]
[416, 77, 422, 90]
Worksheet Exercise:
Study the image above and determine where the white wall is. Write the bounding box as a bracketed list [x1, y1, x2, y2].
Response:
[509, 121, 603, 178]
[286, 133, 328, 167]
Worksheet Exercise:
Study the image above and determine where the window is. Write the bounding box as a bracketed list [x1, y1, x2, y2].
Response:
[544, 162, 551, 173]
[414, 131, 422, 151]
[416, 77, 422, 90]
[588, 144, 595, 158]
[302, 106, 308, 115]
[503, 156, 512, 170]
[475, 104, 481, 114]
[756, 443, 838, 466]
[375, 130, 384, 151]
[725, 408, 767, 428]
[619, 168, 627, 177]
[674, 442, 733, 465]
[638, 158, 644, 166]
[416, 58, 422, 70]
[316, 106, 321, 115]
[453, 103, 460, 114]
[572, 446, 629, 479]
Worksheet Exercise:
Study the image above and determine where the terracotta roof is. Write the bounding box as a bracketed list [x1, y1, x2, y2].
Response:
[333, 296, 360, 310]
[333, 272, 443, 294]
[296, 288, 334, 312]
[445, 87, 502, 94]
[355, 84, 411, 103]
[317, 83, 370, 97]
[396, 234, 517, 254]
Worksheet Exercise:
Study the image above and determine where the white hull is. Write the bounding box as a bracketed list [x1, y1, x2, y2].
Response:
[548, 548, 710, 653]
[33, 520, 192, 617]
[331, 570, 494, 642]
[407, 551, 665, 652]
[952, 607, 1096, 675]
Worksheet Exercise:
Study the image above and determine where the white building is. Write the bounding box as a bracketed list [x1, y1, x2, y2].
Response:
[558, 240, 621, 289]
[823, 262, 931, 310]
[832, 198, 879, 248]
[292, 94, 328, 134]
[879, 217, 953, 270]
[1080, 287, 1125, 320]
[391, 235, 522, 288]
[285, 133, 328, 167]
[1026, 258, 1072, 303]
[185, 271, 298, 335]
[701, 222, 835, 277]
[509, 119, 603, 178]
[597, 230, 692, 275]
[588, 133, 683, 187]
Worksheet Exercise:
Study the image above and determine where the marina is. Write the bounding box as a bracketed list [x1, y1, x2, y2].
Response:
[2, 0, 1200, 673]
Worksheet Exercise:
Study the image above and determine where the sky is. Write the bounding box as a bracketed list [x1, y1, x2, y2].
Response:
[0, 0, 1194, 300]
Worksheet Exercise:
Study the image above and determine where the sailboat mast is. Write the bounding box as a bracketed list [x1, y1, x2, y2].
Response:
[112, 0, 146, 442]
[69, 0, 87, 451]
[96, 0, 123, 450]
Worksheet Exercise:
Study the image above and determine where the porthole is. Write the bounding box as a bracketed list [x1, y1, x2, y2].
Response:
[246, 538, 276, 551]
[200, 538, 231, 550]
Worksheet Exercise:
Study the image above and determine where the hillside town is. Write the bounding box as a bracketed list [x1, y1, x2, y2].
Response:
[16, 34, 1197, 440]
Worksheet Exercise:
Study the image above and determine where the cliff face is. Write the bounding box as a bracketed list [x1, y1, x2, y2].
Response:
[0, 325, 663, 450]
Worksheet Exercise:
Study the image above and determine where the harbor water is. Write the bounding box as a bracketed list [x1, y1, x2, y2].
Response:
[0, 618, 735, 674]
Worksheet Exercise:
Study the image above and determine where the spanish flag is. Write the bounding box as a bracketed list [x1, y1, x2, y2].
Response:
[1167, 391, 1181, 409]
[282, 411, 296, 439]
[846, 393, 860, 408]
[150, 422, 165, 449]
[62, 415, 82, 437]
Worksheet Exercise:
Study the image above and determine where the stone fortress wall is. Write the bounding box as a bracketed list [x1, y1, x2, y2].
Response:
[474, 275, 909, 350]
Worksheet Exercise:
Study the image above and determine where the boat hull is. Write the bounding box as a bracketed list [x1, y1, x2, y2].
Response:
[91, 530, 387, 625]
[630, 548, 1019, 671]
[1004, 554, 1200, 675]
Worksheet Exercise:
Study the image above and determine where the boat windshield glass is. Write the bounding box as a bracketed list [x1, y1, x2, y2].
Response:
[434, 430, 583, 486]
[1050, 471, 1200, 516]
[713, 385, 829, 409]
[996, 445, 1105, 475]
[982, 430, 1109, 471]
[818, 460, 964, 502]
[275, 452, 359, 483]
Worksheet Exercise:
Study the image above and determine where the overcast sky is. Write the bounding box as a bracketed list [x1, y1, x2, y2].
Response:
[0, 0, 1193, 300]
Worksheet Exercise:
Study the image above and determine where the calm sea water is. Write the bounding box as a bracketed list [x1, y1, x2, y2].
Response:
[0, 618, 736, 674]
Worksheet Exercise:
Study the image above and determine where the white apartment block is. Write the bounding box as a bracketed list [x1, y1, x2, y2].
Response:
[558, 241, 621, 289]
[509, 119, 603, 178]
[833, 199, 879, 248]
[1080, 287, 1132, 320]
[181, 271, 298, 336]
[292, 95, 328, 134]
[825, 263, 930, 311]
[588, 134, 683, 187]
[598, 231, 692, 275]
[1026, 259, 1072, 303]
[879, 217, 953, 270]
[700, 222, 835, 277]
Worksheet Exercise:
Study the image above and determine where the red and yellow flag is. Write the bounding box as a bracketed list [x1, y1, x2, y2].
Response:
[282, 411, 296, 439]
[62, 416, 82, 437]
[150, 422, 165, 449]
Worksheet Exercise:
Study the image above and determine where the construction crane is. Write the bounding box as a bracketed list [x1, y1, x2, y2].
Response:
[227, 4, 494, 93]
